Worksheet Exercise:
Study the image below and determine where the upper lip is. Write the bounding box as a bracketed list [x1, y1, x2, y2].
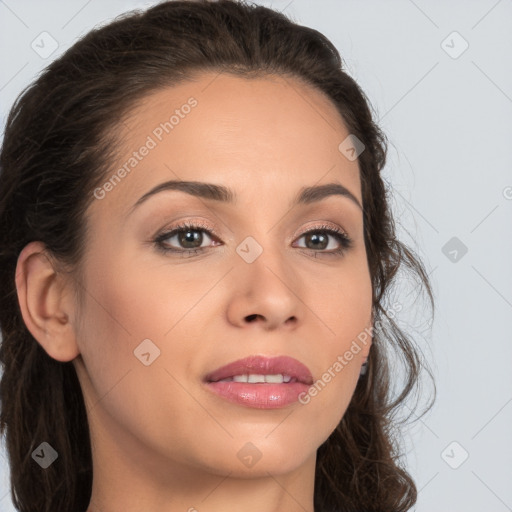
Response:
[204, 355, 314, 385]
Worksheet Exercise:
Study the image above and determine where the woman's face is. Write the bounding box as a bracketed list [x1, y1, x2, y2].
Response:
[72, 72, 373, 481]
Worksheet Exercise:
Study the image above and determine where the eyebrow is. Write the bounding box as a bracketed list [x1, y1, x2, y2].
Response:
[129, 179, 362, 213]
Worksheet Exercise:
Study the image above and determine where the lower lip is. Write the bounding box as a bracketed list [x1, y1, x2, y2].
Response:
[205, 381, 311, 409]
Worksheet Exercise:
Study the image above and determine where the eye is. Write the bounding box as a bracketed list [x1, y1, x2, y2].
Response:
[153, 221, 353, 258]
[153, 221, 219, 256]
[293, 224, 353, 257]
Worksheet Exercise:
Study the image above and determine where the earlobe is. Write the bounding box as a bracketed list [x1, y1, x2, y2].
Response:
[15, 241, 80, 362]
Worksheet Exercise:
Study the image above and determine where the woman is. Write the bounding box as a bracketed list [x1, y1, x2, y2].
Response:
[0, 1, 435, 511]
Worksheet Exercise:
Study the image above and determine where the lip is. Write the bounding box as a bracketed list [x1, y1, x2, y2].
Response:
[203, 355, 314, 409]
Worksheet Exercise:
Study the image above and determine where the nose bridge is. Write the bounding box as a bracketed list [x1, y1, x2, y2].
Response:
[233, 231, 300, 305]
[235, 230, 289, 280]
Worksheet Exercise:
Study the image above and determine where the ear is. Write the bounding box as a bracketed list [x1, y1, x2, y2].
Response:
[15, 241, 80, 362]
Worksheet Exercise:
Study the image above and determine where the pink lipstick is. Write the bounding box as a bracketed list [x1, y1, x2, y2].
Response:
[204, 355, 313, 409]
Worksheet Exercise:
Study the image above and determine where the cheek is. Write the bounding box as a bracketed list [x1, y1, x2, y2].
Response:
[73, 257, 208, 452]
[79, 250, 194, 342]
[74, 249, 207, 391]
[300, 259, 372, 425]
[322, 256, 373, 348]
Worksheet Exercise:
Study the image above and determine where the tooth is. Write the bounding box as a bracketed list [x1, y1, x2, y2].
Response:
[229, 374, 293, 383]
[264, 374, 284, 383]
[247, 374, 266, 383]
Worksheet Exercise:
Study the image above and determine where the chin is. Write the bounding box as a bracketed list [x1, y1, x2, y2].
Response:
[196, 432, 319, 478]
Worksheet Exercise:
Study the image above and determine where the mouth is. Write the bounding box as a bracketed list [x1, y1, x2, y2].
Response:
[203, 355, 314, 409]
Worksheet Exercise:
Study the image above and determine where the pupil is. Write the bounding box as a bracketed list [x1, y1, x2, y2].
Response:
[181, 230, 201, 248]
[308, 233, 327, 250]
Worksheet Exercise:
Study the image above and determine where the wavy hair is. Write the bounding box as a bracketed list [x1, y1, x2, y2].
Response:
[0, 1, 435, 511]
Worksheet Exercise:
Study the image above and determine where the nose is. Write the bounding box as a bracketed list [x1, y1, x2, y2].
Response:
[226, 251, 303, 331]
[244, 312, 297, 330]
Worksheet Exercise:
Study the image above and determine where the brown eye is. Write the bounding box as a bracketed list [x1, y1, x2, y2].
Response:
[293, 225, 353, 257]
[154, 222, 219, 255]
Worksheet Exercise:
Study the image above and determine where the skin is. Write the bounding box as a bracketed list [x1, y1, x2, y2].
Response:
[15, 72, 373, 512]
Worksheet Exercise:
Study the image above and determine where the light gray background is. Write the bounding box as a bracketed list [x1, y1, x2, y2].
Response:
[1, 1, 511, 511]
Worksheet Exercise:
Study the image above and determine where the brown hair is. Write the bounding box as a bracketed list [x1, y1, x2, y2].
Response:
[0, 1, 435, 511]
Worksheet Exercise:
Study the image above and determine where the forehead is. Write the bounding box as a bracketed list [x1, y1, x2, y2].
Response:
[93, 72, 361, 217]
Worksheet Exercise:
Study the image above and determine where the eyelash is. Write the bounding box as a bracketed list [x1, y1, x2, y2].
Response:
[153, 221, 353, 258]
